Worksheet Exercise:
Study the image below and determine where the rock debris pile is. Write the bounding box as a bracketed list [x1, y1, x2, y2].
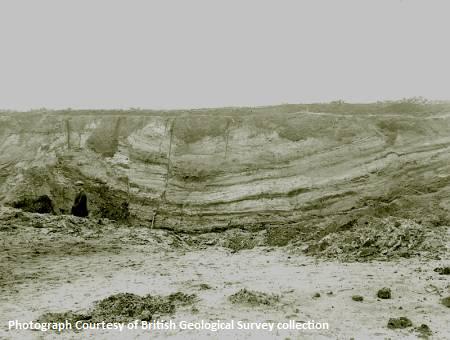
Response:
[302, 217, 446, 261]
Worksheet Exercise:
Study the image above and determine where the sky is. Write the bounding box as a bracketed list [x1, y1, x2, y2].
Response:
[0, 0, 449, 110]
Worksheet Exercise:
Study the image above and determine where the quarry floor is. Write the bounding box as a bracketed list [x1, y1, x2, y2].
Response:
[0, 222, 449, 340]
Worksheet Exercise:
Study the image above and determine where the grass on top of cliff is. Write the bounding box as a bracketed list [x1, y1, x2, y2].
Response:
[3, 98, 449, 117]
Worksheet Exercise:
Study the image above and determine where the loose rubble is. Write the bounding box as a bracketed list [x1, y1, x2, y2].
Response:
[301, 217, 446, 262]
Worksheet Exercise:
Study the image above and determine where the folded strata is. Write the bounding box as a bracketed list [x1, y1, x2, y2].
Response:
[0, 107, 449, 231]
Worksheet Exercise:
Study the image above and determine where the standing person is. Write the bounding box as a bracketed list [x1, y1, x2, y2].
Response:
[71, 181, 89, 217]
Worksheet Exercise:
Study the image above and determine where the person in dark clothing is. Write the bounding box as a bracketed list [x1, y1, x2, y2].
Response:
[71, 181, 89, 217]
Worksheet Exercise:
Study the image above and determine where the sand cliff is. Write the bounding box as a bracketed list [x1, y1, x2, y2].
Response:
[1, 105, 449, 231]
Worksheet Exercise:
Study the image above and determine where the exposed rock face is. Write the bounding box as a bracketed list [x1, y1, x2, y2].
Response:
[1, 106, 449, 231]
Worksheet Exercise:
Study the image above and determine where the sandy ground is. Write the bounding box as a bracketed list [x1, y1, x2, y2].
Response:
[1, 222, 449, 340]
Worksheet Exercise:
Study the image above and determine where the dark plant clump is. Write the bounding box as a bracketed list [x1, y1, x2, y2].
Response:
[415, 324, 432, 337]
[433, 267, 450, 275]
[38, 311, 89, 326]
[377, 287, 391, 299]
[37, 292, 197, 327]
[440, 296, 450, 308]
[352, 295, 364, 302]
[229, 289, 279, 306]
[387, 317, 413, 329]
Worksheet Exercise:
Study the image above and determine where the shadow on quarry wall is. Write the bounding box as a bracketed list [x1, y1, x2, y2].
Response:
[12, 195, 55, 214]
[86, 118, 123, 157]
[7, 165, 131, 222]
[92, 184, 130, 221]
[10, 187, 130, 222]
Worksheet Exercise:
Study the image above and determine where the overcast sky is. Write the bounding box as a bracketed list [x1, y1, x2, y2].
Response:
[0, 0, 449, 110]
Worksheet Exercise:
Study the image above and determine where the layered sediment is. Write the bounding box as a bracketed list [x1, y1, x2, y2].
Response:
[1, 106, 449, 231]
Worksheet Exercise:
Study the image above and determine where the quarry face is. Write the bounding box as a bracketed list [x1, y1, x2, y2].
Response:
[1, 106, 449, 339]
